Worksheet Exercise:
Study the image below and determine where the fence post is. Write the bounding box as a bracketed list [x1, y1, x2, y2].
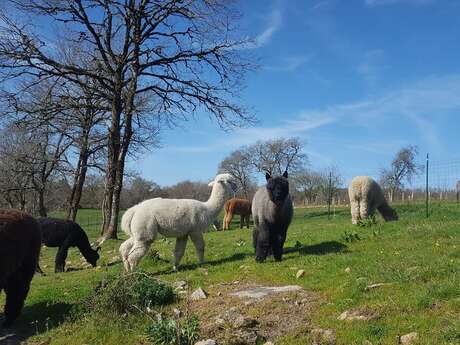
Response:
[425, 153, 429, 218]
[327, 171, 332, 220]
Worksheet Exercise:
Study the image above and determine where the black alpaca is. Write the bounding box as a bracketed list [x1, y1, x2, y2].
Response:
[0, 209, 41, 327]
[251, 171, 293, 262]
[37, 218, 100, 273]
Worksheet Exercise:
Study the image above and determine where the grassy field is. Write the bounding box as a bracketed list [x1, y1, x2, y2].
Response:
[1, 203, 460, 345]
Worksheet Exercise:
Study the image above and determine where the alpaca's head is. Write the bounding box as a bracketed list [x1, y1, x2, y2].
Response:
[85, 246, 100, 267]
[208, 173, 238, 194]
[265, 170, 290, 206]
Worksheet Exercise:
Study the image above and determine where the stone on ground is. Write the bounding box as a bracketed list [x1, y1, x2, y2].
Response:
[191, 287, 208, 300]
[229, 285, 302, 299]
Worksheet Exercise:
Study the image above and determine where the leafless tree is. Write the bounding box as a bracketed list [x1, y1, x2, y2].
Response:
[218, 149, 255, 198]
[291, 169, 325, 205]
[0, 0, 255, 239]
[380, 145, 421, 201]
[246, 137, 307, 176]
[120, 174, 162, 208]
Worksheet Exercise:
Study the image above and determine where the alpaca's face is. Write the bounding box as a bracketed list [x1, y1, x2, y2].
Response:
[209, 173, 238, 193]
[266, 175, 289, 206]
[87, 249, 100, 267]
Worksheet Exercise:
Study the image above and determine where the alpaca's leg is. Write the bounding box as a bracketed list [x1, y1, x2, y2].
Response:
[246, 215, 250, 229]
[273, 228, 288, 262]
[189, 231, 205, 265]
[126, 239, 153, 271]
[225, 213, 233, 230]
[350, 200, 360, 224]
[359, 200, 369, 220]
[173, 236, 188, 270]
[240, 215, 243, 229]
[222, 214, 227, 230]
[255, 223, 270, 263]
[119, 237, 135, 272]
[3, 267, 33, 327]
[55, 242, 71, 273]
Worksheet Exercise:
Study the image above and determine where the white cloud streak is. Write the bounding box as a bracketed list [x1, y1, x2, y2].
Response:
[365, 0, 434, 6]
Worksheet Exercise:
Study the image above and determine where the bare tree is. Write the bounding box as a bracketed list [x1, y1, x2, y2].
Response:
[0, 0, 255, 239]
[121, 174, 162, 209]
[292, 169, 325, 205]
[247, 137, 307, 175]
[218, 149, 254, 198]
[380, 145, 421, 201]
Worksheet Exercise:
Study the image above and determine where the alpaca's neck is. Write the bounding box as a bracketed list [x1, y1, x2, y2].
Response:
[205, 184, 228, 219]
[77, 239, 96, 261]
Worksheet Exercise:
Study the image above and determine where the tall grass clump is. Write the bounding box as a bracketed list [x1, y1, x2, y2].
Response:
[86, 271, 175, 315]
[145, 315, 199, 345]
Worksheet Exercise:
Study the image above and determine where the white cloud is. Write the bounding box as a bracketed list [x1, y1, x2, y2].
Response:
[365, 0, 433, 6]
[265, 55, 313, 72]
[239, 6, 283, 49]
[163, 74, 460, 157]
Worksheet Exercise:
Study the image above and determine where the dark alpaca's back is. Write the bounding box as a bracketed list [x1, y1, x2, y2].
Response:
[0, 209, 41, 327]
[37, 218, 99, 272]
[251, 171, 293, 262]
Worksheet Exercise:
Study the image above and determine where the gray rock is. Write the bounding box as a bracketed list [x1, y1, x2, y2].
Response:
[229, 285, 303, 299]
[311, 328, 336, 345]
[399, 332, 418, 344]
[337, 309, 378, 321]
[195, 340, 217, 345]
[173, 308, 181, 318]
[190, 287, 208, 300]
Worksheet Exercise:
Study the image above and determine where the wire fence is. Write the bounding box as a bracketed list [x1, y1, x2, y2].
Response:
[318, 155, 460, 218]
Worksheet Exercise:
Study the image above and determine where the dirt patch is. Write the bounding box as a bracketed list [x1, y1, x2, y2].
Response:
[189, 283, 322, 344]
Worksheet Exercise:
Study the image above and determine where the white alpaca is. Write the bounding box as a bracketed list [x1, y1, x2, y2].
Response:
[348, 176, 398, 224]
[119, 173, 237, 272]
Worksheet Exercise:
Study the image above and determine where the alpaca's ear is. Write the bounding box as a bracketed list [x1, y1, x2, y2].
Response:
[283, 170, 288, 178]
[208, 181, 214, 187]
[265, 173, 271, 181]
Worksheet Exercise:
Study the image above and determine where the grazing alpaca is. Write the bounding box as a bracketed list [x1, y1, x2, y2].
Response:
[0, 209, 41, 327]
[348, 176, 398, 224]
[120, 173, 237, 272]
[223, 198, 252, 230]
[252, 171, 293, 262]
[37, 218, 100, 273]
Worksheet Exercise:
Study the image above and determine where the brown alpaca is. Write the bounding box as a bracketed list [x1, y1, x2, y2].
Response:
[0, 209, 41, 327]
[223, 198, 252, 230]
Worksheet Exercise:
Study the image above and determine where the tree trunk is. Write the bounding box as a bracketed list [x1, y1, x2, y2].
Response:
[68, 125, 91, 221]
[67, 152, 89, 221]
[105, 113, 133, 239]
[37, 188, 47, 217]
[100, 89, 122, 237]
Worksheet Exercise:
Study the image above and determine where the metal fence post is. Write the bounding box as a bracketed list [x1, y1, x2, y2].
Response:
[327, 171, 332, 220]
[426, 153, 429, 218]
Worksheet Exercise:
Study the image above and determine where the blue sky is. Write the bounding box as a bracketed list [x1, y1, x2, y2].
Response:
[130, 0, 460, 186]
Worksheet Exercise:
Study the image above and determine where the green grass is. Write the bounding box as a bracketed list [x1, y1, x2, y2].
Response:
[2, 204, 460, 345]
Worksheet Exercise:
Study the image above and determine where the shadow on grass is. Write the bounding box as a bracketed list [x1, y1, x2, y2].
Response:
[285, 241, 349, 256]
[153, 252, 252, 275]
[0, 301, 74, 342]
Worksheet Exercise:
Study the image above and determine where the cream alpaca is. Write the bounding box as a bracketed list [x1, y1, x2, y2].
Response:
[119, 173, 237, 271]
[348, 176, 398, 224]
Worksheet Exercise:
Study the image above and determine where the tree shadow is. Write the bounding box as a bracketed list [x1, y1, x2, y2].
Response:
[0, 302, 74, 343]
[284, 241, 349, 256]
[152, 252, 252, 275]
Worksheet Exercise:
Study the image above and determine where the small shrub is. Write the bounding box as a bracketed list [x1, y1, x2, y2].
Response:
[342, 230, 361, 243]
[357, 216, 377, 228]
[146, 315, 199, 345]
[87, 271, 175, 315]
